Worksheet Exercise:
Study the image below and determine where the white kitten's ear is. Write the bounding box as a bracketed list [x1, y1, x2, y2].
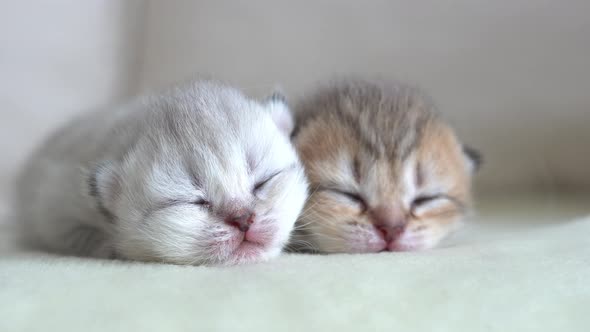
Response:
[463, 145, 482, 173]
[87, 161, 121, 219]
[264, 92, 294, 137]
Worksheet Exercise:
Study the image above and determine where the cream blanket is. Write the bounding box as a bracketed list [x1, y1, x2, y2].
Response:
[1, 198, 588, 332]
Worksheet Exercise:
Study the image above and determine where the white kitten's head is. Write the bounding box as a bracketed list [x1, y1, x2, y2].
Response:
[90, 81, 308, 265]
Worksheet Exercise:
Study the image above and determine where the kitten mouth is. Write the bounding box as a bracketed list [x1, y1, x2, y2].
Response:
[344, 227, 388, 253]
[212, 223, 280, 264]
[225, 228, 277, 262]
[387, 235, 429, 252]
[234, 230, 272, 250]
[232, 240, 265, 256]
[349, 240, 388, 253]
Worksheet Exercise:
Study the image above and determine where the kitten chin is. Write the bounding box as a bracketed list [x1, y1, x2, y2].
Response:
[15, 80, 308, 266]
[290, 79, 480, 254]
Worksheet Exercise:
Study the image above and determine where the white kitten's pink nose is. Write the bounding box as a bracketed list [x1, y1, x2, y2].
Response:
[225, 210, 255, 232]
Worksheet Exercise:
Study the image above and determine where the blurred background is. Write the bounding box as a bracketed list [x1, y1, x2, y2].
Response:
[1, 0, 589, 217]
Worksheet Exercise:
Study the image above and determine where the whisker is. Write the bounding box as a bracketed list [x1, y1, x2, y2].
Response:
[303, 213, 344, 233]
[293, 218, 319, 230]
[284, 240, 319, 253]
[300, 199, 320, 217]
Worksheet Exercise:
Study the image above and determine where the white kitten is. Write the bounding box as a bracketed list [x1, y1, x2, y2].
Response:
[15, 80, 308, 265]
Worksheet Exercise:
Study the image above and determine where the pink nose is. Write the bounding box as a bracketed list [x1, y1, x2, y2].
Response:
[376, 224, 406, 242]
[225, 210, 255, 232]
[371, 205, 407, 242]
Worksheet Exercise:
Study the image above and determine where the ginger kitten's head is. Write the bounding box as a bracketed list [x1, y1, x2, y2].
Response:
[292, 80, 480, 253]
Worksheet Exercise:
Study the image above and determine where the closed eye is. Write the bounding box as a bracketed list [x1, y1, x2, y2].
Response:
[147, 198, 210, 218]
[411, 195, 441, 208]
[411, 194, 464, 211]
[192, 198, 209, 205]
[321, 187, 367, 212]
[253, 170, 282, 192]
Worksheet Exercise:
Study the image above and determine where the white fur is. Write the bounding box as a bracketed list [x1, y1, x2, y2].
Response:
[15, 80, 308, 265]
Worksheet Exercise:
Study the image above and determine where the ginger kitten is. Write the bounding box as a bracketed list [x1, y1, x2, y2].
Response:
[291, 79, 481, 253]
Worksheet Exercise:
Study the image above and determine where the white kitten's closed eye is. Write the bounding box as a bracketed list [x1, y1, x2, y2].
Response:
[191, 198, 210, 207]
[252, 167, 296, 201]
[253, 170, 282, 192]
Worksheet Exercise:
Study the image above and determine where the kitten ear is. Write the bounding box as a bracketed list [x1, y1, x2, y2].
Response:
[87, 161, 121, 219]
[462, 145, 483, 173]
[264, 92, 294, 137]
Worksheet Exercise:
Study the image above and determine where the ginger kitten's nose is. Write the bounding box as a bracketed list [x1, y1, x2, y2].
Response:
[225, 210, 255, 232]
[371, 206, 407, 242]
[376, 224, 406, 243]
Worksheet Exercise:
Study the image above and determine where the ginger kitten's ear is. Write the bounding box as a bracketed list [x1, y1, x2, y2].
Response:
[87, 162, 121, 220]
[264, 92, 294, 136]
[463, 145, 483, 173]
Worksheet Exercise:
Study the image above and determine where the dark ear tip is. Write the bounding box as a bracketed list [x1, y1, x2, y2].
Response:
[463, 145, 483, 171]
[269, 91, 287, 103]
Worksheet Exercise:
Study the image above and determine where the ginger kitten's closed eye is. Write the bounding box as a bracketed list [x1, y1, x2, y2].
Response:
[290, 79, 480, 253]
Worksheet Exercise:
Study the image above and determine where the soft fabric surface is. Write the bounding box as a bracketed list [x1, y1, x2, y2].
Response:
[1, 196, 589, 332]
